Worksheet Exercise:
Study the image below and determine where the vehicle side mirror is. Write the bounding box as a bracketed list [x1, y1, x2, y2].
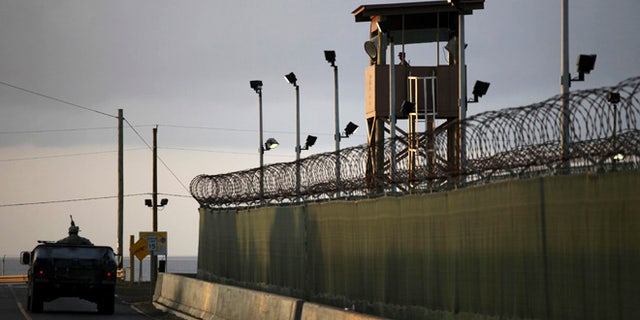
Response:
[20, 251, 31, 265]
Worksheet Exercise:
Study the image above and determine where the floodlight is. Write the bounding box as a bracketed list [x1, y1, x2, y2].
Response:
[324, 50, 336, 66]
[613, 153, 625, 161]
[343, 122, 359, 137]
[577, 54, 596, 74]
[264, 138, 279, 150]
[575, 54, 596, 81]
[303, 135, 317, 149]
[469, 80, 490, 103]
[284, 72, 297, 86]
[145, 199, 152, 207]
[364, 40, 377, 60]
[250, 80, 263, 93]
[607, 92, 620, 104]
[160, 198, 168, 206]
[473, 80, 490, 97]
[401, 100, 415, 116]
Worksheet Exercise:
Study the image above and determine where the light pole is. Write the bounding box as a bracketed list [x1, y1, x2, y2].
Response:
[251, 80, 279, 205]
[324, 50, 342, 195]
[250, 80, 266, 203]
[560, 1, 597, 170]
[448, 0, 469, 176]
[285, 72, 301, 201]
[607, 92, 621, 168]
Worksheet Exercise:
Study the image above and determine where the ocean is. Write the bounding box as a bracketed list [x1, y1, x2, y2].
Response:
[1, 255, 197, 282]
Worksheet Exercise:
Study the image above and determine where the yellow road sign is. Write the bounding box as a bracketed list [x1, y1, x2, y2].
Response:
[130, 238, 149, 260]
[139, 231, 167, 255]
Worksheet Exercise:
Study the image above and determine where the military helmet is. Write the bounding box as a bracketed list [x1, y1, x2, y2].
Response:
[69, 225, 80, 234]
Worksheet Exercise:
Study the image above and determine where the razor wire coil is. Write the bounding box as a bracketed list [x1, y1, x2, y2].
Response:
[191, 76, 640, 209]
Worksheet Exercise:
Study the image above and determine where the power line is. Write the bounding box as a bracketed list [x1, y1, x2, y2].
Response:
[158, 124, 295, 135]
[0, 193, 149, 208]
[0, 145, 287, 162]
[0, 80, 116, 119]
[157, 155, 190, 194]
[0, 145, 291, 164]
[160, 147, 291, 157]
[159, 124, 259, 133]
[123, 118, 152, 149]
[123, 119, 190, 193]
[0, 148, 146, 162]
[157, 124, 342, 137]
[0, 192, 193, 208]
[0, 126, 116, 135]
[0, 123, 363, 138]
[158, 193, 193, 198]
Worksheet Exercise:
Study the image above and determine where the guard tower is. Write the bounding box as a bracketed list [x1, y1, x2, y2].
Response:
[353, 0, 484, 191]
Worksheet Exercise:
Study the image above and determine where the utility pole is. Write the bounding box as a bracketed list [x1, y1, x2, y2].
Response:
[151, 126, 158, 287]
[117, 109, 124, 270]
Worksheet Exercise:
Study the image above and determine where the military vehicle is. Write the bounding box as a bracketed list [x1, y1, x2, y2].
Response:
[20, 216, 117, 314]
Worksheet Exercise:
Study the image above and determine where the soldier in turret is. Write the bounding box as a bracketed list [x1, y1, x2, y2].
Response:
[57, 215, 93, 245]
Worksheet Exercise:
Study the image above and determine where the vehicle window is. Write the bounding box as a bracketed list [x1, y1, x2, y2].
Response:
[35, 246, 112, 260]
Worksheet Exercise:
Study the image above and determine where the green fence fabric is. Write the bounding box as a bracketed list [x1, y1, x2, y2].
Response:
[198, 206, 306, 291]
[197, 171, 640, 320]
[543, 172, 640, 320]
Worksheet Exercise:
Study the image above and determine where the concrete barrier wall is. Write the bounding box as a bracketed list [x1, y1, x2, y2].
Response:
[154, 273, 302, 320]
[153, 273, 390, 320]
[153, 273, 216, 319]
[197, 171, 640, 320]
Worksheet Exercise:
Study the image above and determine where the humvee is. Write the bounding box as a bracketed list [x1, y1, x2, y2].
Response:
[20, 243, 117, 314]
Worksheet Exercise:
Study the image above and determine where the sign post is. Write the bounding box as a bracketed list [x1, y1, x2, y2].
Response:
[129, 232, 167, 283]
[138, 231, 167, 284]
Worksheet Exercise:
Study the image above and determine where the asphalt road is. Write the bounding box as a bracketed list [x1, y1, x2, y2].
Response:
[0, 283, 150, 320]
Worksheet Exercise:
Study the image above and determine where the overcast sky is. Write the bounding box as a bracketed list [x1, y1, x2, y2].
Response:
[1, 0, 639, 258]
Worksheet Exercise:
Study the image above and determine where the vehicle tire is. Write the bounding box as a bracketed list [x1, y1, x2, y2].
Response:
[97, 291, 115, 315]
[29, 289, 43, 313]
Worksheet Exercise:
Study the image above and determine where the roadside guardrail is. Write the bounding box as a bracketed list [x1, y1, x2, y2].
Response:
[0, 275, 28, 284]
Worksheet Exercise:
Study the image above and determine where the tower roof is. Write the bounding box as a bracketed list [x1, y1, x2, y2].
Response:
[353, 1, 484, 44]
[353, 1, 484, 22]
